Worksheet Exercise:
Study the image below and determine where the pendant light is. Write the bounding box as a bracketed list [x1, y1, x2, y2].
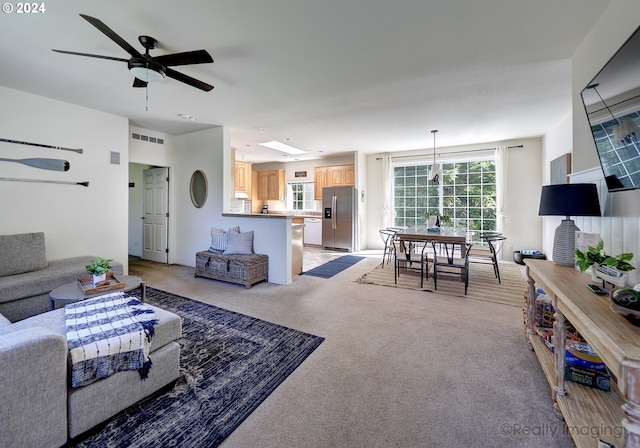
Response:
[428, 129, 442, 183]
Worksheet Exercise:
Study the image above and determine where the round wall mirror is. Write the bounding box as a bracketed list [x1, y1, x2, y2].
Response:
[189, 170, 208, 208]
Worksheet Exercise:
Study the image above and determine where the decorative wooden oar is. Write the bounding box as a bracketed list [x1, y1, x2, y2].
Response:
[0, 157, 70, 171]
[0, 137, 83, 154]
[0, 177, 89, 187]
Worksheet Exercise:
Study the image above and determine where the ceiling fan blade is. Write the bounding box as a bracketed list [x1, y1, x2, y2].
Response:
[133, 78, 147, 88]
[52, 49, 128, 62]
[166, 68, 214, 92]
[79, 14, 143, 59]
[152, 50, 213, 67]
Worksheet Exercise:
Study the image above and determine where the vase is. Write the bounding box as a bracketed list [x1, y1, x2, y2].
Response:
[93, 273, 106, 285]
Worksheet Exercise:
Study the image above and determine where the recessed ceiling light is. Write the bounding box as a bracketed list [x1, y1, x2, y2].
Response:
[283, 137, 292, 141]
[258, 141, 307, 155]
[177, 113, 196, 121]
[254, 127, 266, 132]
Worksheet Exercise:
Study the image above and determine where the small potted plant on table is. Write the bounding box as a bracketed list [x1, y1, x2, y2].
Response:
[86, 256, 113, 285]
[575, 240, 634, 287]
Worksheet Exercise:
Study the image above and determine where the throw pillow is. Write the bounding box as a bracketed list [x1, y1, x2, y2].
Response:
[209, 226, 240, 252]
[0, 313, 12, 335]
[224, 231, 254, 255]
[0, 232, 48, 277]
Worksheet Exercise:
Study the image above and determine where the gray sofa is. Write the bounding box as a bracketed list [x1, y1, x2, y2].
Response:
[0, 232, 122, 322]
[0, 295, 182, 447]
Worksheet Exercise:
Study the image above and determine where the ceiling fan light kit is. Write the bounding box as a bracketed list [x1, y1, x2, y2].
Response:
[128, 59, 166, 82]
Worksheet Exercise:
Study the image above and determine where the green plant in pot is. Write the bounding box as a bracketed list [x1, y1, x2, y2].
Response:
[86, 256, 113, 285]
[575, 240, 634, 287]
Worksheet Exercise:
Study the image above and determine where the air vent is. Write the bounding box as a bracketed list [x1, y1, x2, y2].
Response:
[130, 132, 164, 145]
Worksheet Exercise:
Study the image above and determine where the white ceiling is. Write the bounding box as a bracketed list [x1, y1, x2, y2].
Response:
[0, 1, 612, 163]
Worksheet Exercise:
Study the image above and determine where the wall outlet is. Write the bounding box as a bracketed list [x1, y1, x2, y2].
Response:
[508, 244, 514, 252]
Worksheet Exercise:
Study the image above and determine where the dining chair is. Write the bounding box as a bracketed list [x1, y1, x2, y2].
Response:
[468, 232, 506, 283]
[431, 240, 472, 294]
[394, 239, 430, 288]
[379, 229, 397, 267]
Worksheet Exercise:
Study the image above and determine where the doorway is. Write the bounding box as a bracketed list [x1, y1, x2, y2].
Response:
[129, 164, 169, 263]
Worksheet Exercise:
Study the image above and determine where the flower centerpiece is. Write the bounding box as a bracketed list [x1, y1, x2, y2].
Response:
[575, 240, 635, 287]
[85, 256, 113, 285]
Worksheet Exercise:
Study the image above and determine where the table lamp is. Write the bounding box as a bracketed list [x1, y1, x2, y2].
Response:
[538, 183, 601, 266]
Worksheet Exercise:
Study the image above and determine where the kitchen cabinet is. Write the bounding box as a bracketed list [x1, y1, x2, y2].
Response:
[256, 169, 285, 201]
[314, 164, 354, 200]
[234, 161, 252, 197]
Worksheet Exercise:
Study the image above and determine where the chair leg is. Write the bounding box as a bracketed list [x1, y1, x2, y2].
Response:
[432, 264, 437, 290]
[494, 259, 501, 284]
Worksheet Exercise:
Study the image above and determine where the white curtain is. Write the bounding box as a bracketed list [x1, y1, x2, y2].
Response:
[495, 146, 509, 234]
[381, 156, 393, 228]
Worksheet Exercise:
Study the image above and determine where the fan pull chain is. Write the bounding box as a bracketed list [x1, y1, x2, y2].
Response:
[146, 84, 149, 112]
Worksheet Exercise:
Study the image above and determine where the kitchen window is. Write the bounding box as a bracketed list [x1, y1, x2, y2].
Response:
[393, 158, 497, 232]
[287, 181, 316, 211]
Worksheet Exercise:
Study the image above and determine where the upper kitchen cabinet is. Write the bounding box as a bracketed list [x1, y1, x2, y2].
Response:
[314, 164, 355, 200]
[256, 169, 285, 201]
[235, 161, 252, 198]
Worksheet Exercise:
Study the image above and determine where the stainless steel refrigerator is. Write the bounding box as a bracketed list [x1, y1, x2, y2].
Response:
[322, 186, 356, 251]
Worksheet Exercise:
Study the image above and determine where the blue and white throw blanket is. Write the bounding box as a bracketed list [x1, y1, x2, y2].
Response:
[65, 292, 158, 388]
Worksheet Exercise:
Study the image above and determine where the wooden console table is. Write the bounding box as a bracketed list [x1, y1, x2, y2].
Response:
[524, 259, 640, 448]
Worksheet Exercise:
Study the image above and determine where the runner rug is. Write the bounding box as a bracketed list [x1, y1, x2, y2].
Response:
[356, 260, 527, 307]
[71, 287, 324, 448]
[303, 255, 365, 278]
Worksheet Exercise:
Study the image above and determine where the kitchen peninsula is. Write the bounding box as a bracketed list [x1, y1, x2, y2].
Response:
[220, 212, 298, 285]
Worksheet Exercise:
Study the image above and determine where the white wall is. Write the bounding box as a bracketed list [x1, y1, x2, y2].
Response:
[172, 127, 227, 266]
[568, 0, 640, 285]
[539, 113, 574, 258]
[0, 86, 130, 271]
[364, 138, 543, 259]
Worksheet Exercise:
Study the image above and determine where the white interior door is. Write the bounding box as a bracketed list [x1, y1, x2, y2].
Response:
[142, 167, 169, 263]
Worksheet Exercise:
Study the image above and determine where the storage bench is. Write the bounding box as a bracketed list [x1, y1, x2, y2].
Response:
[194, 251, 268, 288]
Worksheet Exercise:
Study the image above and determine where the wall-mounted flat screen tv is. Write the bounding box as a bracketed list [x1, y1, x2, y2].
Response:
[581, 25, 640, 192]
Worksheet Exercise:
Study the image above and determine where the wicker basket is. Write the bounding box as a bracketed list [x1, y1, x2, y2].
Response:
[195, 251, 268, 288]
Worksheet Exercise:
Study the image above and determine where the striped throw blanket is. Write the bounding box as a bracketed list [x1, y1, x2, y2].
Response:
[65, 292, 158, 388]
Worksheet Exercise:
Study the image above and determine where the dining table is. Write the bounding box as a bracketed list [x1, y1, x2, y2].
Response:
[395, 226, 470, 244]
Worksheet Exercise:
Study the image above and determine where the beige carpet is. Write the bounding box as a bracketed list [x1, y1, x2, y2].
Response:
[356, 259, 527, 307]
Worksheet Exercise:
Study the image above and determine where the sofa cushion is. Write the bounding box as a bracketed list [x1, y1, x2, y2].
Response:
[0, 232, 48, 277]
[12, 301, 182, 353]
[0, 312, 12, 335]
[0, 256, 98, 304]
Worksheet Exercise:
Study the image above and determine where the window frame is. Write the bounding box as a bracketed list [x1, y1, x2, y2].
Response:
[287, 181, 316, 211]
[391, 155, 497, 233]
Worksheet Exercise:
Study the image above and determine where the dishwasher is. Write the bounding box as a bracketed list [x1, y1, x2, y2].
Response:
[303, 218, 322, 246]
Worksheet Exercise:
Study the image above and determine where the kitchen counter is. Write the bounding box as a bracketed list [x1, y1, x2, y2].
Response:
[223, 212, 321, 219]
[222, 212, 292, 219]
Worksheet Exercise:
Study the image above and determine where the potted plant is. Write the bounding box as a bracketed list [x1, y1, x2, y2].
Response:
[575, 240, 635, 287]
[86, 256, 113, 285]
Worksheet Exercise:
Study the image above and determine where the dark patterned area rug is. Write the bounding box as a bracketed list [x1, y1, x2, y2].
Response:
[71, 288, 324, 448]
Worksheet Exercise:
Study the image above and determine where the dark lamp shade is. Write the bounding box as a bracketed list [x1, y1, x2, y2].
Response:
[538, 183, 601, 217]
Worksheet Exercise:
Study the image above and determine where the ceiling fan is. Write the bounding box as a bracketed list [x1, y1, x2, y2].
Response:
[53, 14, 214, 92]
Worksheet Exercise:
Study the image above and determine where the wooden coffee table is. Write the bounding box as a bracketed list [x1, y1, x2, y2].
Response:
[49, 275, 146, 310]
